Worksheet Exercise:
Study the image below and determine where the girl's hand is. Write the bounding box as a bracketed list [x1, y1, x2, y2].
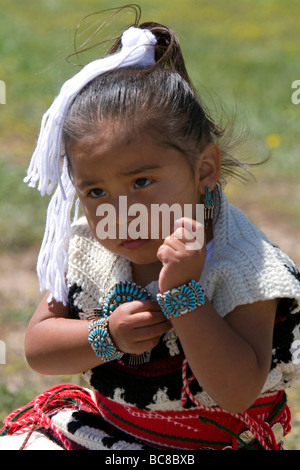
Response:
[108, 300, 171, 355]
[157, 217, 206, 293]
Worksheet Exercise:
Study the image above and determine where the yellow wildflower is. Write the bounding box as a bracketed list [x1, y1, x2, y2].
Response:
[265, 134, 281, 149]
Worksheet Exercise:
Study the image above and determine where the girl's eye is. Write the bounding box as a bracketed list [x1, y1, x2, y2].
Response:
[134, 178, 153, 189]
[89, 188, 105, 198]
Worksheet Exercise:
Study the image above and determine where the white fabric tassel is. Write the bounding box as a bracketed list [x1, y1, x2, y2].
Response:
[37, 158, 76, 305]
[23, 27, 156, 305]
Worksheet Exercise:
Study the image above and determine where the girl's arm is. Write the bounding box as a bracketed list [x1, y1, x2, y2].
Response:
[25, 294, 102, 375]
[169, 297, 277, 413]
[25, 294, 170, 375]
[157, 219, 277, 413]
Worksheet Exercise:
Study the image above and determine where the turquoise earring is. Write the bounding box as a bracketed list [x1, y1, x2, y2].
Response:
[204, 186, 214, 228]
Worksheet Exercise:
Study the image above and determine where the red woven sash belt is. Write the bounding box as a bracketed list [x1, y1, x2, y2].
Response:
[0, 383, 291, 450]
[95, 389, 291, 450]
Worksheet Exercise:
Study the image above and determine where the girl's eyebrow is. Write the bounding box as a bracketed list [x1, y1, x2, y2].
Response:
[77, 180, 102, 191]
[77, 164, 162, 191]
[122, 163, 162, 176]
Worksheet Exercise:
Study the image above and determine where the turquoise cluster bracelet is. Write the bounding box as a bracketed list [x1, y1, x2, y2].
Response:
[87, 280, 205, 361]
[87, 282, 151, 362]
[156, 280, 205, 319]
[85, 281, 151, 319]
[88, 317, 124, 363]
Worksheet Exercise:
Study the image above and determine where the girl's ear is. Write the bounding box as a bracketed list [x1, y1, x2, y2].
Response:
[196, 143, 221, 194]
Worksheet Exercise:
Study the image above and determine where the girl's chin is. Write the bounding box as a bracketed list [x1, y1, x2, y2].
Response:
[121, 239, 162, 266]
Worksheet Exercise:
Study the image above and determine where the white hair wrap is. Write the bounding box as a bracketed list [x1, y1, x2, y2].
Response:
[24, 27, 157, 305]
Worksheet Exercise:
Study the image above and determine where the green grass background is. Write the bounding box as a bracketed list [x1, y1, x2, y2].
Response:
[0, 0, 300, 448]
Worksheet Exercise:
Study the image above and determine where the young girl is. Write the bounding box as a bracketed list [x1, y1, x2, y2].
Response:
[1, 16, 300, 451]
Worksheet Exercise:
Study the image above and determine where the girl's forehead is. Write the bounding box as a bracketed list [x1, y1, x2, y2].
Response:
[70, 134, 150, 162]
[68, 124, 175, 163]
[68, 120, 143, 156]
[68, 130, 190, 179]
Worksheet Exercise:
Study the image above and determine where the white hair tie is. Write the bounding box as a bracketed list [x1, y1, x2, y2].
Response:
[24, 26, 157, 305]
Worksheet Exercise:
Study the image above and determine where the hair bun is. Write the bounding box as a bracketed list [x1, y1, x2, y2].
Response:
[139, 22, 192, 86]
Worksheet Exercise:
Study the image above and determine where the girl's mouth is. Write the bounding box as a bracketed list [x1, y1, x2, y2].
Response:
[121, 238, 149, 250]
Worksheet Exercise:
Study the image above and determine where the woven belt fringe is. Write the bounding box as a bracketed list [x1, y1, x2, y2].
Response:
[0, 384, 98, 450]
[0, 375, 291, 450]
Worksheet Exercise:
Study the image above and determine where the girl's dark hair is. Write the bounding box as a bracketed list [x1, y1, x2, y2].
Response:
[63, 7, 252, 186]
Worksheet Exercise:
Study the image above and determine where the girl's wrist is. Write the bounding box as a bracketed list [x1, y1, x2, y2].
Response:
[88, 317, 124, 363]
[157, 280, 205, 320]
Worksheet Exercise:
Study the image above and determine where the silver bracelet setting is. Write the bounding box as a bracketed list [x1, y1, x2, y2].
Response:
[86, 282, 151, 362]
[156, 280, 205, 319]
[88, 317, 123, 363]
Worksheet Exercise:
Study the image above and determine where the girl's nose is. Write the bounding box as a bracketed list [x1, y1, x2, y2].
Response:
[114, 195, 135, 235]
[115, 195, 149, 239]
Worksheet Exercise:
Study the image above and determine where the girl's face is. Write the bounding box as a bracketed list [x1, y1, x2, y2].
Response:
[68, 129, 202, 269]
